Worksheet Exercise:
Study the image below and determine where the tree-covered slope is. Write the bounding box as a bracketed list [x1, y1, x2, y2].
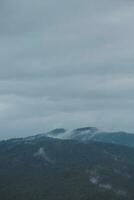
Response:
[0, 136, 134, 200]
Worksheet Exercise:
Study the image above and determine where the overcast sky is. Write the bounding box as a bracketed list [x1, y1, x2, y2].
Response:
[1, 0, 134, 139]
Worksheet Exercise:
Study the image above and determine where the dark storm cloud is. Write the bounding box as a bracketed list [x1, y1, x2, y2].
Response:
[0, 0, 134, 139]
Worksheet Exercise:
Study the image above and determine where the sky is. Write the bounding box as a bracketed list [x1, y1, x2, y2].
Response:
[1, 0, 134, 139]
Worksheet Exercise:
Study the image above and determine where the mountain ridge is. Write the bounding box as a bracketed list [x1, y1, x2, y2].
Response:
[0, 133, 134, 200]
[18, 127, 134, 148]
[2, 126, 134, 149]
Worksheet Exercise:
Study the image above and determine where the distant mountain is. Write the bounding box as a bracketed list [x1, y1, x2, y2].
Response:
[44, 127, 134, 148]
[0, 134, 134, 200]
[92, 131, 134, 148]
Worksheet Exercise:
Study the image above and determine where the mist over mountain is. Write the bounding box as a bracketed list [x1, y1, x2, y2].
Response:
[32, 127, 134, 148]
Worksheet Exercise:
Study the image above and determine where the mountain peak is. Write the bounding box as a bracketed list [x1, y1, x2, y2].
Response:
[73, 127, 99, 133]
[47, 128, 66, 136]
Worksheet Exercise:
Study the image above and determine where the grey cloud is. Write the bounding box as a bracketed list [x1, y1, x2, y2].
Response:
[0, 75, 134, 99]
[0, 0, 134, 139]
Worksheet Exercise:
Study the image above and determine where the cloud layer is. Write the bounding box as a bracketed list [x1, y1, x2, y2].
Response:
[1, 0, 134, 139]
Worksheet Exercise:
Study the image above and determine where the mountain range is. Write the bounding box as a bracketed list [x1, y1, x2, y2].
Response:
[29, 127, 134, 148]
[0, 127, 134, 200]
